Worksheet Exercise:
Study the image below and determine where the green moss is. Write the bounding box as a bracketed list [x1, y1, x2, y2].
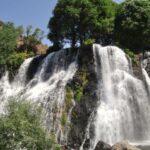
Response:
[74, 68, 89, 102]
[54, 144, 61, 150]
[83, 38, 95, 46]
[49, 132, 62, 150]
[72, 111, 78, 119]
[65, 86, 73, 111]
[61, 112, 67, 126]
[74, 85, 83, 102]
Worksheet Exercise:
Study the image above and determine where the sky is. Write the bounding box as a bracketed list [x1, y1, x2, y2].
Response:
[0, 0, 123, 46]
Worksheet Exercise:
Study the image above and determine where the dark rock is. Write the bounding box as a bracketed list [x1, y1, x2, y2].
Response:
[67, 45, 99, 149]
[95, 141, 111, 150]
[143, 52, 150, 77]
[131, 54, 143, 80]
[145, 59, 150, 77]
[26, 55, 46, 83]
[0, 65, 5, 79]
[83, 139, 91, 149]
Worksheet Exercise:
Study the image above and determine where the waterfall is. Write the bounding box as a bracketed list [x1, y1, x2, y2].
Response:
[80, 44, 150, 150]
[1, 44, 150, 149]
[0, 49, 78, 144]
[92, 44, 150, 148]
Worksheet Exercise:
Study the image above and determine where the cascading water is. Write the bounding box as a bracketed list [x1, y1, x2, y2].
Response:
[0, 49, 78, 144]
[1, 44, 150, 149]
[81, 44, 150, 150]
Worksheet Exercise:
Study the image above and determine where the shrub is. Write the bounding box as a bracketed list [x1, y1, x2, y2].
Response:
[74, 85, 84, 102]
[83, 39, 95, 46]
[0, 100, 52, 150]
[124, 48, 137, 65]
[61, 112, 67, 126]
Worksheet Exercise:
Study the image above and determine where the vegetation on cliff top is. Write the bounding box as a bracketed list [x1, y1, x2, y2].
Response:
[115, 0, 150, 52]
[48, 0, 116, 49]
[48, 0, 150, 53]
[0, 22, 47, 77]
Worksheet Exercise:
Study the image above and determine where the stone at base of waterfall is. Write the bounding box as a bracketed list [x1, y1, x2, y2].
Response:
[94, 141, 141, 150]
[95, 141, 111, 150]
[112, 141, 141, 150]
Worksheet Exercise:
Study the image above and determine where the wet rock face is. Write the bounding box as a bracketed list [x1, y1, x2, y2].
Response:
[143, 52, 150, 77]
[0, 65, 5, 79]
[26, 55, 46, 82]
[67, 46, 99, 149]
[131, 54, 143, 80]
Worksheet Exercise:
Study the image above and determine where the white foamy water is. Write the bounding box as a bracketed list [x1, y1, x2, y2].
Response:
[80, 44, 150, 150]
[0, 49, 78, 144]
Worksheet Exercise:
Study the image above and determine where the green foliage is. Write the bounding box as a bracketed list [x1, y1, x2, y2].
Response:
[23, 25, 44, 53]
[115, 0, 150, 51]
[61, 112, 67, 126]
[0, 22, 21, 65]
[84, 39, 95, 46]
[0, 100, 52, 150]
[65, 86, 73, 112]
[74, 85, 84, 102]
[6, 52, 27, 71]
[54, 144, 61, 150]
[0, 21, 44, 78]
[48, 0, 117, 49]
[6, 52, 34, 76]
[74, 69, 89, 102]
[124, 48, 137, 65]
[49, 132, 62, 150]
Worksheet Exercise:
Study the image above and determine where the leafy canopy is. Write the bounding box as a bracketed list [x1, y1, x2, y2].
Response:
[115, 0, 150, 51]
[48, 0, 117, 49]
[0, 22, 45, 77]
[0, 22, 21, 65]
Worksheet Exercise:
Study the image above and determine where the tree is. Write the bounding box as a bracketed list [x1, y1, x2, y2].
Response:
[0, 100, 52, 150]
[48, 0, 116, 49]
[91, 0, 117, 44]
[48, 0, 80, 49]
[0, 22, 21, 65]
[115, 0, 150, 52]
[24, 26, 44, 52]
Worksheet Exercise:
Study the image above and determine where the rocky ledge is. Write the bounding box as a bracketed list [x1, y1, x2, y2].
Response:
[95, 141, 141, 150]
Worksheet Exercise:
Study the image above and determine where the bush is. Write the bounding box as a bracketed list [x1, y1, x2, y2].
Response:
[124, 48, 137, 65]
[6, 52, 27, 71]
[0, 22, 21, 65]
[0, 100, 52, 150]
[61, 112, 67, 126]
[83, 39, 95, 46]
[74, 85, 84, 102]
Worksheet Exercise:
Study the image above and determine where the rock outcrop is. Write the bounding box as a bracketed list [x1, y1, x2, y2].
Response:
[67, 46, 99, 149]
[143, 51, 150, 77]
[95, 141, 111, 150]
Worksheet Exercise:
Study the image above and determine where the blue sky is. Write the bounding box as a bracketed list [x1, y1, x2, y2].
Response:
[0, 0, 123, 45]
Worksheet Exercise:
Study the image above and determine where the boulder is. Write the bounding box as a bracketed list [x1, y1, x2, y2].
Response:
[95, 141, 111, 150]
[112, 141, 141, 150]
